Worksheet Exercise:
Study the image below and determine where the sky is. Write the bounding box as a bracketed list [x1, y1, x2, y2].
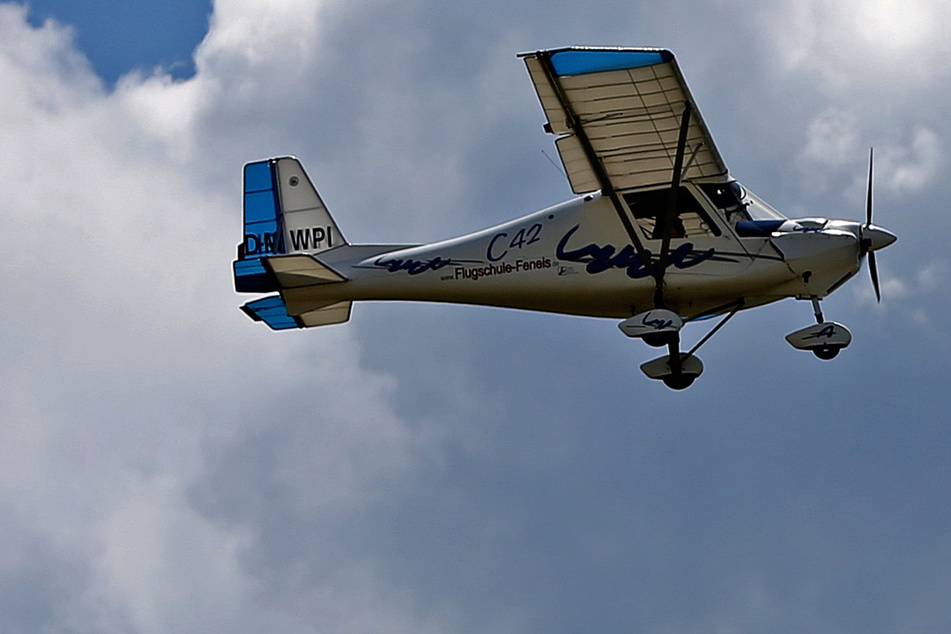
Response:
[1, 0, 950, 632]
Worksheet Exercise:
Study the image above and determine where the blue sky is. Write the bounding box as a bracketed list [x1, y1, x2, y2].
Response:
[26, 0, 210, 82]
[2, 1, 950, 632]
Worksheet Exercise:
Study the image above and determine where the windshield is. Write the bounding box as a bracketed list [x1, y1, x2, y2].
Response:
[699, 181, 787, 222]
[743, 188, 786, 221]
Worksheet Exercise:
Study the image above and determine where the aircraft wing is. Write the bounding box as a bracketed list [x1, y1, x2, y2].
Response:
[520, 47, 729, 194]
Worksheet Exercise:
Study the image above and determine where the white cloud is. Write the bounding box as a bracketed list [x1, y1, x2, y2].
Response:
[763, 0, 951, 88]
[200, 0, 332, 68]
[0, 3, 453, 631]
[854, 0, 941, 54]
[880, 128, 942, 193]
[916, 259, 949, 290]
[754, 0, 950, 207]
[796, 113, 943, 206]
[852, 258, 949, 336]
[798, 108, 862, 192]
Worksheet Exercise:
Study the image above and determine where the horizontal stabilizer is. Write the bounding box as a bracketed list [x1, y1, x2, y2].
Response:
[299, 300, 352, 327]
[262, 254, 347, 288]
[241, 295, 300, 330]
[241, 295, 352, 329]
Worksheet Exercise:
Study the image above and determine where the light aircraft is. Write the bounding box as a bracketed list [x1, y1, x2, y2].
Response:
[233, 46, 896, 389]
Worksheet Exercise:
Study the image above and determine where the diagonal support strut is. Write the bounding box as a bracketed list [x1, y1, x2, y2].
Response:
[653, 101, 693, 310]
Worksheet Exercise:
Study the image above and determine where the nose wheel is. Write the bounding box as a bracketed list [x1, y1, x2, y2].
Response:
[812, 345, 841, 360]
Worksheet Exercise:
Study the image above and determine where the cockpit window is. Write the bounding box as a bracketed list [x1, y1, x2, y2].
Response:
[699, 181, 749, 222]
[623, 187, 721, 240]
[699, 181, 787, 223]
[700, 181, 743, 209]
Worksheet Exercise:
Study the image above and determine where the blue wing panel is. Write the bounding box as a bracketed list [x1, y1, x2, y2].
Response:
[549, 49, 672, 76]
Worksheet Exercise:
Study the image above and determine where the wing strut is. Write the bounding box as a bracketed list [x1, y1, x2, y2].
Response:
[653, 102, 693, 310]
[534, 51, 654, 271]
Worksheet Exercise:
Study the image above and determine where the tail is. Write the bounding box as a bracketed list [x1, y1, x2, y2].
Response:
[233, 157, 352, 329]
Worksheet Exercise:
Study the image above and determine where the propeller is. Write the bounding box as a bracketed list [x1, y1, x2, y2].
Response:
[863, 148, 880, 301]
[858, 147, 896, 302]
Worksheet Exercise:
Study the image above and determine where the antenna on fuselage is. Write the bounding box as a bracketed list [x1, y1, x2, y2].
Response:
[541, 149, 567, 179]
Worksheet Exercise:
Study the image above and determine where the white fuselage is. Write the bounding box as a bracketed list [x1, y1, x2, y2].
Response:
[284, 184, 867, 322]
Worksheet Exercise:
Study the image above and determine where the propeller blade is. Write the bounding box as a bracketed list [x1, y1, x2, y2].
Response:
[868, 251, 881, 303]
[866, 147, 874, 227]
[863, 146, 882, 302]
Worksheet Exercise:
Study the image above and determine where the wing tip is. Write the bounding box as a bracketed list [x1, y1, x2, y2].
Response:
[520, 46, 675, 76]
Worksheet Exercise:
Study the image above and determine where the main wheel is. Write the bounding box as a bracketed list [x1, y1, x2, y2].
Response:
[663, 374, 696, 390]
[642, 332, 675, 348]
[813, 346, 840, 360]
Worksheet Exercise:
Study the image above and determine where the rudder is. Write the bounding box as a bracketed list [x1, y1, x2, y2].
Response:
[234, 157, 348, 292]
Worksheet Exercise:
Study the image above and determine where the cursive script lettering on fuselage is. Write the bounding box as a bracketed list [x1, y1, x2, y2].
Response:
[555, 225, 715, 278]
[373, 256, 456, 275]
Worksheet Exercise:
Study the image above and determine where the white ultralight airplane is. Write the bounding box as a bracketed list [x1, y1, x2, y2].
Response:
[233, 47, 896, 389]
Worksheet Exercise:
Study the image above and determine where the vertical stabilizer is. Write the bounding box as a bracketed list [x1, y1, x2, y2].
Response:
[233, 157, 348, 293]
[273, 157, 347, 255]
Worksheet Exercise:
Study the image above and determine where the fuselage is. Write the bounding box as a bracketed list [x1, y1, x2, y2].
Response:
[284, 182, 875, 322]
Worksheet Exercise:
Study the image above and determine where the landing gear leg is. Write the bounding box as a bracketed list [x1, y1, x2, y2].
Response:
[811, 296, 824, 324]
[662, 335, 693, 390]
